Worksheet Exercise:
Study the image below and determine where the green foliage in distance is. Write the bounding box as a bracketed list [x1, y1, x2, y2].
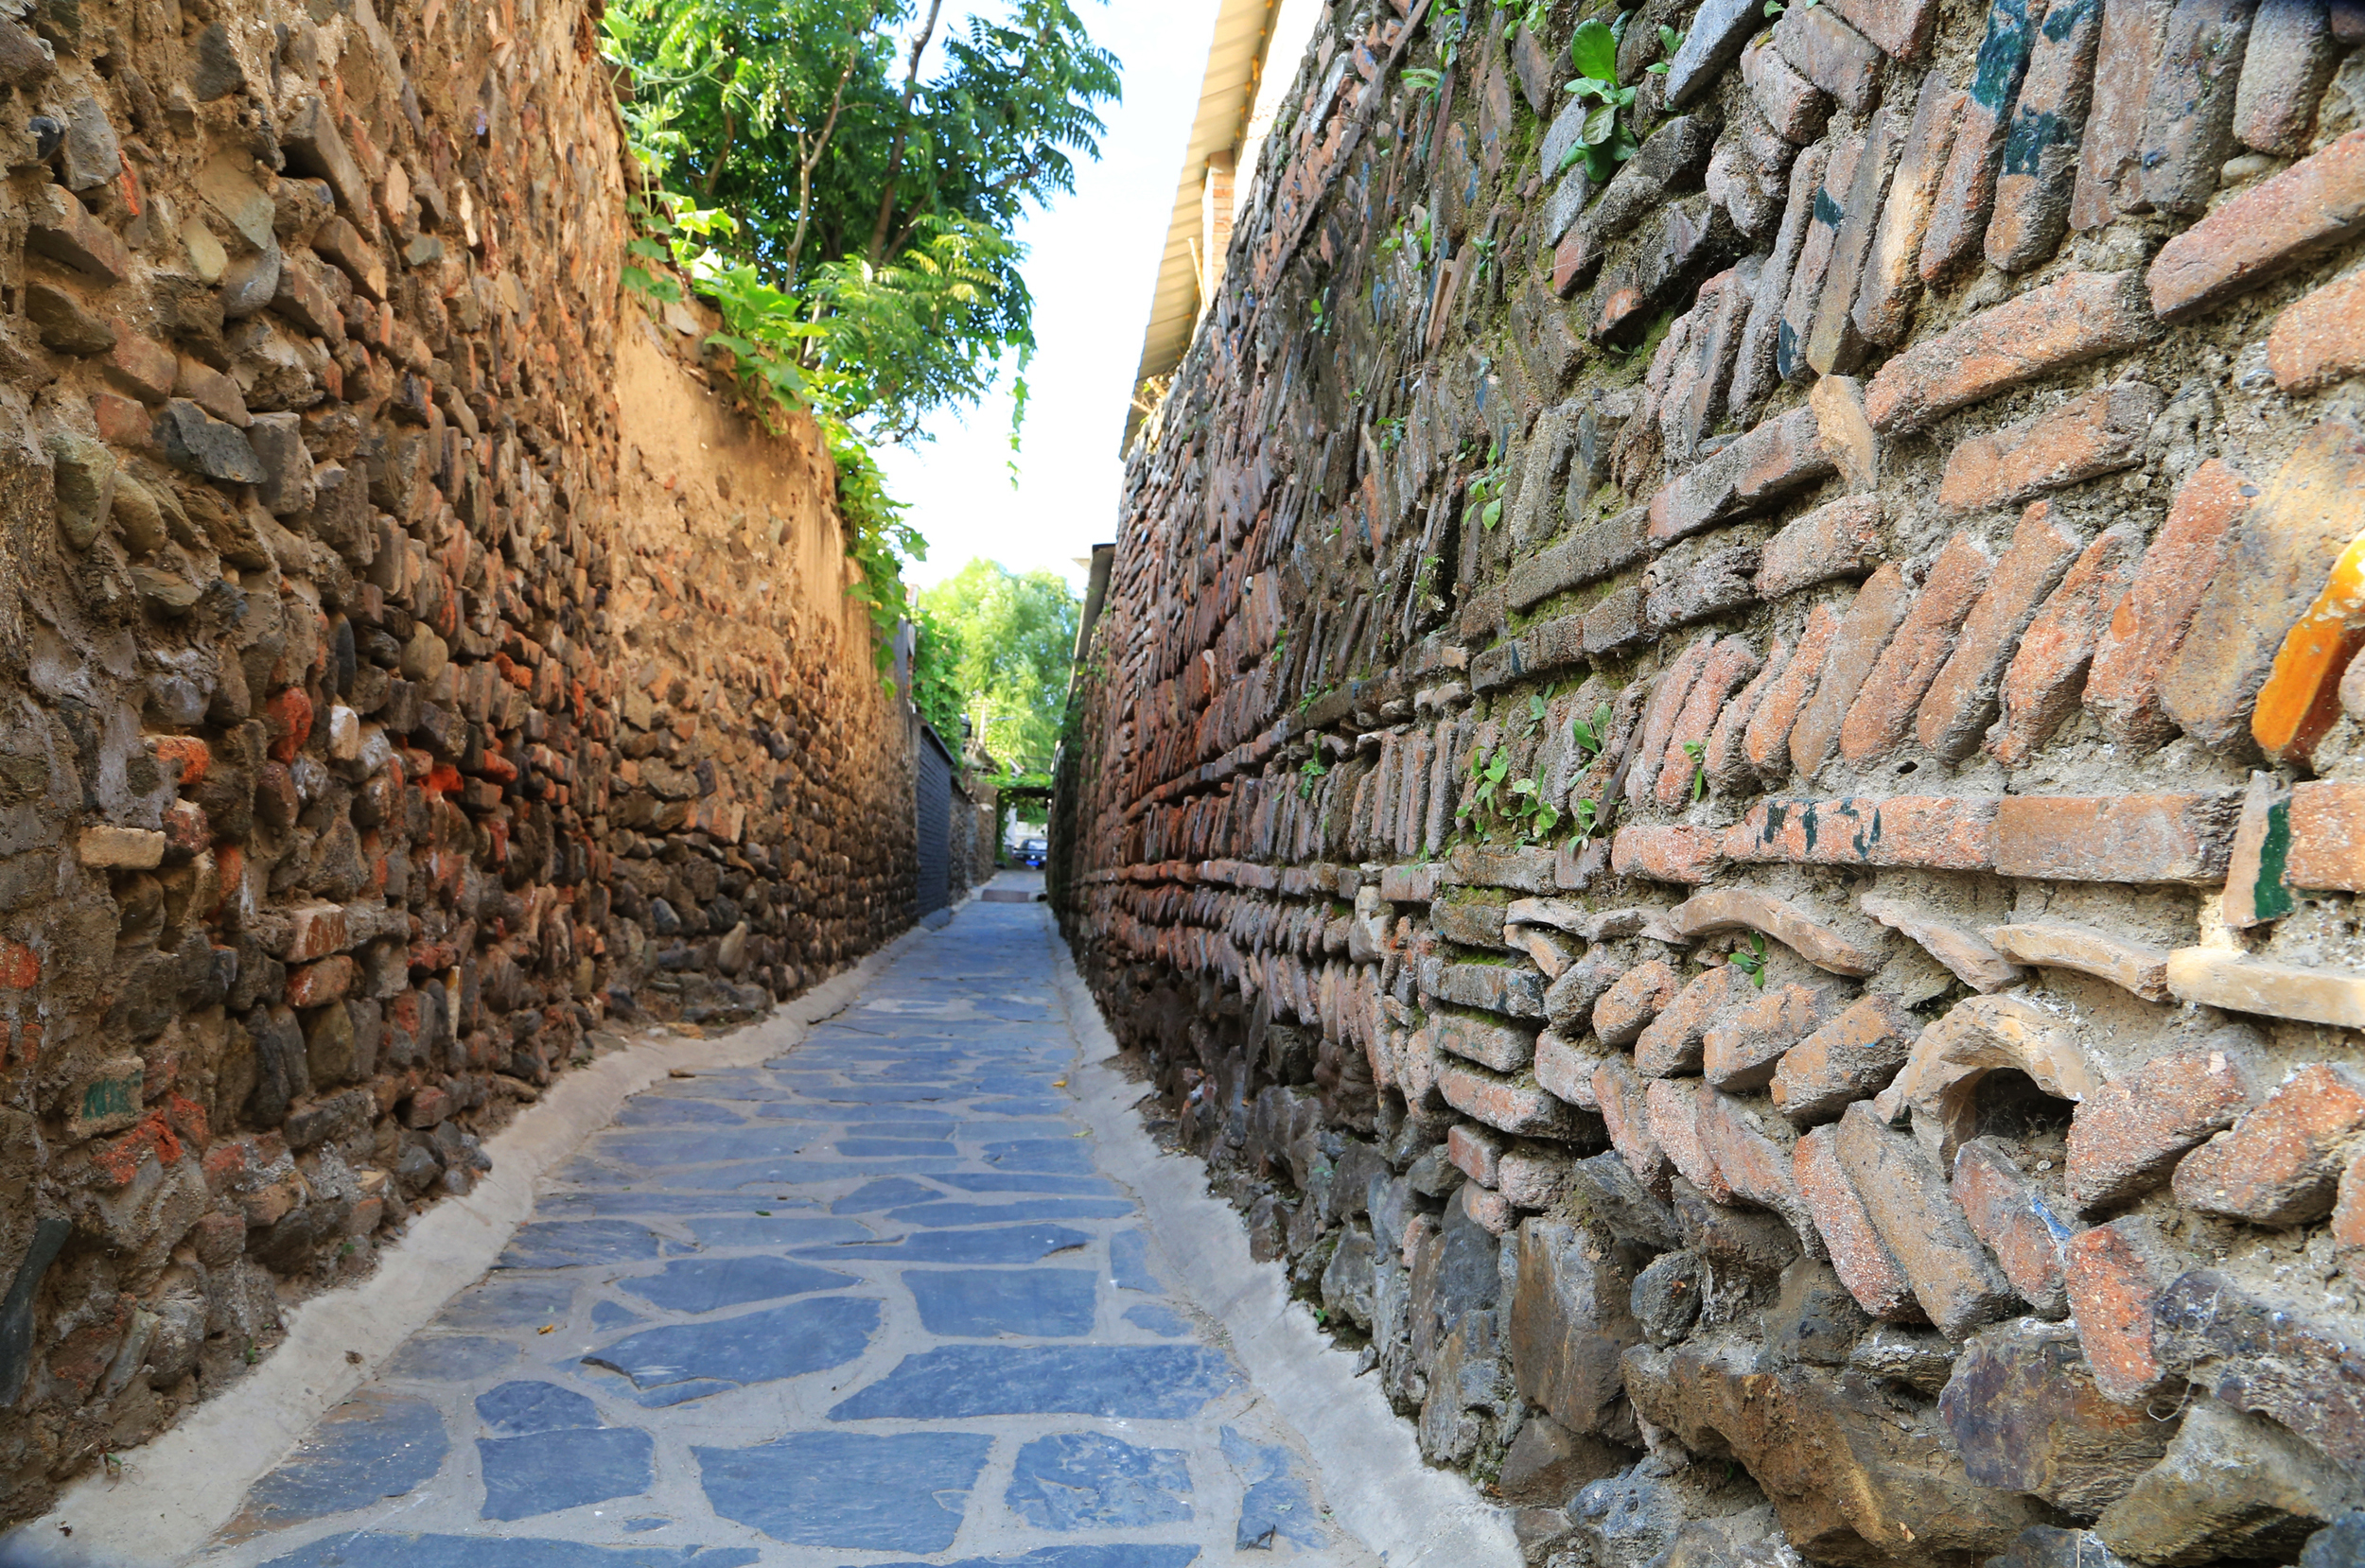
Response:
[909, 603, 970, 742]
[918, 560, 1080, 775]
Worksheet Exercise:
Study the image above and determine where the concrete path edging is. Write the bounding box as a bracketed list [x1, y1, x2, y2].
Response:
[0, 920, 937, 1568]
[1046, 921, 1523, 1568]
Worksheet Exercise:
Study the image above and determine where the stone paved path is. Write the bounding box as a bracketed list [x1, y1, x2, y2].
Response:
[190, 881, 1371, 1568]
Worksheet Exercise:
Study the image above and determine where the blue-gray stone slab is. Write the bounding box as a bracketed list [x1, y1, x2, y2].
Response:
[1007, 1432, 1194, 1531]
[1221, 1427, 1324, 1550]
[538, 1192, 797, 1219]
[477, 1381, 602, 1435]
[437, 1278, 576, 1331]
[1125, 1303, 1192, 1337]
[613, 1101, 746, 1127]
[836, 1139, 959, 1158]
[888, 1199, 1136, 1228]
[937, 1172, 1118, 1196]
[983, 1141, 1096, 1174]
[903, 1269, 1099, 1337]
[833, 1177, 942, 1211]
[585, 1298, 879, 1395]
[498, 1222, 670, 1270]
[1110, 1230, 1158, 1293]
[382, 1335, 522, 1382]
[794, 1224, 1091, 1264]
[480, 1427, 657, 1521]
[830, 1345, 1234, 1421]
[684, 1216, 873, 1248]
[694, 1430, 992, 1552]
[617, 1256, 855, 1313]
[853, 1550, 1200, 1568]
[256, 1536, 760, 1567]
[241, 1392, 449, 1525]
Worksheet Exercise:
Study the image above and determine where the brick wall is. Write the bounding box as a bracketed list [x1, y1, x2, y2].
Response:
[1063, 0, 2365, 1560]
[0, 0, 913, 1524]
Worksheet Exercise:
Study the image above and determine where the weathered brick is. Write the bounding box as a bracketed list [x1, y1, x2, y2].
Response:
[286, 955, 356, 1008]
[26, 182, 129, 283]
[1448, 1121, 1509, 1187]
[2061, 1215, 2181, 1402]
[2135, 0, 2261, 216]
[1767, 997, 1914, 1131]
[2066, 1044, 2260, 1212]
[1986, 0, 2106, 270]
[1952, 1140, 2072, 1316]
[1596, 1056, 1674, 1192]
[1535, 1028, 1604, 1108]
[2068, 0, 2169, 231]
[1704, 982, 1845, 1090]
[1656, 636, 1760, 807]
[283, 902, 350, 963]
[1431, 1008, 1541, 1070]
[1432, 897, 1513, 949]
[1989, 522, 2145, 765]
[1792, 563, 1915, 777]
[1463, 1181, 1515, 1235]
[1666, 886, 1882, 973]
[1743, 602, 1843, 781]
[1728, 793, 2001, 870]
[1499, 1147, 1573, 1210]
[1638, 965, 1761, 1078]
[1645, 544, 1763, 633]
[1506, 505, 1649, 609]
[1592, 958, 1682, 1047]
[1645, 408, 1833, 544]
[1920, 0, 2046, 281]
[1824, 0, 1943, 59]
[1940, 1320, 2173, 1514]
[1742, 31, 1833, 144]
[1834, 1100, 2020, 1338]
[1756, 497, 1884, 601]
[1705, 638, 1785, 793]
[1877, 994, 2101, 1162]
[1796, 1123, 1920, 1318]
[1774, 2, 1885, 110]
[1663, 0, 1771, 106]
[2233, 0, 2342, 157]
[1863, 270, 2156, 433]
[78, 825, 166, 869]
[1860, 895, 2024, 990]
[1984, 920, 2173, 1002]
[1733, 142, 1831, 414]
[2147, 129, 2365, 321]
[2164, 947, 2365, 1029]
[1583, 581, 1651, 656]
[2085, 458, 2248, 748]
[1992, 791, 2239, 882]
[2287, 780, 2365, 890]
[1646, 1075, 1724, 1198]
[1778, 132, 1867, 383]
[2149, 1269, 2365, 1477]
[2172, 1062, 2365, 1225]
[2158, 420, 2365, 753]
[1610, 824, 1728, 883]
[1856, 73, 1963, 346]
[1438, 1058, 1581, 1137]
[1694, 1088, 1817, 1246]
[2251, 536, 2365, 769]
[2268, 264, 2365, 395]
[1628, 637, 1715, 808]
[1937, 383, 2162, 517]
[1917, 502, 2084, 759]
[1808, 101, 1910, 375]
[1840, 533, 1994, 763]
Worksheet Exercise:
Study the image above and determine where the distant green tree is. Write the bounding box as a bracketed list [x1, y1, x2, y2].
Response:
[909, 604, 970, 742]
[919, 560, 1078, 773]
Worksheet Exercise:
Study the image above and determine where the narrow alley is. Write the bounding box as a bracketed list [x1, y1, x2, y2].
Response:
[128, 880, 1411, 1567]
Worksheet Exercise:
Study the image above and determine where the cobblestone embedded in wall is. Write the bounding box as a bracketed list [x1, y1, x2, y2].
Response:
[1063, 1, 2365, 1562]
[0, 0, 913, 1525]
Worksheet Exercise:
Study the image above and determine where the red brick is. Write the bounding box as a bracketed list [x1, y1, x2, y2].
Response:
[1626, 638, 1715, 809]
[1656, 636, 1760, 807]
[1438, 1058, 1580, 1138]
[2157, 420, 2365, 753]
[2269, 266, 2365, 395]
[1694, 1088, 1813, 1245]
[1592, 957, 1681, 1047]
[1462, 1181, 1516, 1235]
[1796, 1123, 1920, 1319]
[1771, 993, 1920, 1125]
[1992, 791, 2239, 883]
[0, 938, 38, 990]
[2337, 1151, 2365, 1286]
[1756, 497, 1885, 601]
[284, 902, 349, 963]
[1704, 982, 1845, 1091]
[1609, 825, 1728, 884]
[2288, 780, 2365, 891]
[2172, 1062, 2365, 1225]
[1808, 100, 1909, 375]
[26, 183, 129, 283]
[2251, 533, 2365, 769]
[2068, 0, 2169, 232]
[288, 955, 356, 1008]
[1774, 2, 1884, 111]
[1645, 408, 1833, 544]
[2148, 129, 2365, 321]
[1989, 523, 2146, 766]
[1727, 793, 2000, 870]
[2234, 0, 2343, 158]
[1743, 602, 1843, 781]
[1448, 1121, 1509, 1187]
[102, 331, 177, 405]
[1821, 0, 1940, 59]
[2135, 0, 2261, 215]
[1863, 271, 2156, 433]
[1840, 534, 1993, 763]
[1647, 1076, 1725, 1197]
[2062, 1216, 2180, 1403]
[1916, 503, 2083, 760]
[1705, 640, 1784, 793]
[92, 391, 152, 446]
[2066, 1045, 2260, 1212]
[1857, 76, 1962, 349]
[1779, 133, 1867, 382]
[1920, 0, 2044, 283]
[1741, 32, 1831, 144]
[1431, 1010, 1539, 1071]
[1595, 1056, 1673, 1193]
[1793, 563, 1915, 777]
[2085, 459, 2250, 748]
[1638, 965, 1760, 1078]
[1985, 0, 2108, 270]
[1952, 1138, 2070, 1315]
[266, 686, 315, 763]
[151, 733, 212, 789]
[1936, 384, 2162, 516]
[1835, 1100, 2018, 1337]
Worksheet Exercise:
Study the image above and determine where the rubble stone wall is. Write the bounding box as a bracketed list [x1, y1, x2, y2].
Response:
[1062, 0, 2365, 1562]
[0, 0, 913, 1525]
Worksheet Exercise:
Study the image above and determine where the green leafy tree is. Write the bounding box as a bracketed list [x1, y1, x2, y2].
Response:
[919, 560, 1079, 773]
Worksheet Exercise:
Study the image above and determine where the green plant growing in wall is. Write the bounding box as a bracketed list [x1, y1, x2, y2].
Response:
[1727, 932, 1769, 987]
[1561, 14, 1641, 183]
[1643, 24, 1686, 74]
[1681, 738, 1708, 801]
[1298, 753, 1331, 798]
[1568, 699, 1615, 761]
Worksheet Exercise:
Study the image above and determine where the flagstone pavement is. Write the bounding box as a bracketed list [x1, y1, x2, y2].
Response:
[189, 880, 1375, 1568]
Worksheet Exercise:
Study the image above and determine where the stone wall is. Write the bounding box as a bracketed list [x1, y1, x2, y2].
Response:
[0, 0, 912, 1526]
[1062, 0, 2365, 1562]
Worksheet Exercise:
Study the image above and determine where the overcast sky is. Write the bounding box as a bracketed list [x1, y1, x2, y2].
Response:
[874, 0, 1224, 597]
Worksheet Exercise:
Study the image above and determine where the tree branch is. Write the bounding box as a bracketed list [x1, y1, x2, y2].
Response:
[783, 9, 877, 278]
[867, 0, 945, 265]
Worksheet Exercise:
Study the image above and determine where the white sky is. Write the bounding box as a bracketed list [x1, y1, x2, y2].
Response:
[875, 0, 1225, 597]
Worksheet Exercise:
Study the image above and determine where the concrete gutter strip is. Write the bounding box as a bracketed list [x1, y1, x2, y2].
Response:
[1, 922, 933, 1568]
[1047, 923, 1522, 1568]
